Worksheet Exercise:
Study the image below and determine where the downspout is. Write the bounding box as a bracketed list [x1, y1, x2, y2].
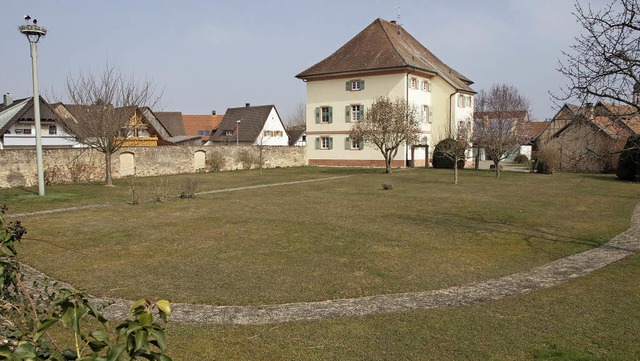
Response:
[406, 69, 415, 167]
[449, 91, 458, 138]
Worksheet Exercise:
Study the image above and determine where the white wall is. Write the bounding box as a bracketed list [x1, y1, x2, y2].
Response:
[255, 107, 289, 146]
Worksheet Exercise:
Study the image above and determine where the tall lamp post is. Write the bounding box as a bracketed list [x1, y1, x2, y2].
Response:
[236, 120, 241, 146]
[19, 16, 47, 196]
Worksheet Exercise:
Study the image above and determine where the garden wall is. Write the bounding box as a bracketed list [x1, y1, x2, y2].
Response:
[0, 145, 307, 188]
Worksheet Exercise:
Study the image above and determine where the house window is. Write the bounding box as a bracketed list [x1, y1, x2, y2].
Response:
[458, 121, 466, 139]
[351, 105, 362, 121]
[316, 136, 333, 150]
[345, 136, 364, 150]
[424, 105, 431, 123]
[466, 96, 472, 108]
[420, 80, 427, 91]
[346, 80, 365, 91]
[223, 130, 233, 137]
[49, 125, 57, 135]
[321, 107, 331, 123]
[410, 77, 417, 89]
[197, 130, 211, 136]
[22, 128, 32, 135]
[14, 129, 22, 134]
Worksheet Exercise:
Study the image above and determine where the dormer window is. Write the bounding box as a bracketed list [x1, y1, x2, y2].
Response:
[223, 130, 233, 137]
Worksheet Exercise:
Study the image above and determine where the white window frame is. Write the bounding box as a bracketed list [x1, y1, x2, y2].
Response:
[350, 138, 362, 150]
[351, 80, 361, 91]
[410, 77, 417, 89]
[320, 136, 331, 150]
[223, 130, 233, 137]
[351, 104, 362, 122]
[321, 107, 331, 123]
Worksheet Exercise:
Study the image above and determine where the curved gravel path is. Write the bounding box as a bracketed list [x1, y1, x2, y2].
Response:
[19, 201, 640, 326]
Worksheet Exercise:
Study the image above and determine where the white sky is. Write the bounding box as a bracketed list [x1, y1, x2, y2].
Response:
[1, 0, 611, 121]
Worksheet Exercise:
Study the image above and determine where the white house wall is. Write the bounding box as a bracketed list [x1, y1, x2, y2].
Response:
[255, 107, 289, 146]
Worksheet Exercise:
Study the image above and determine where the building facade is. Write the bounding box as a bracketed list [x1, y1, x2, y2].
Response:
[296, 19, 475, 167]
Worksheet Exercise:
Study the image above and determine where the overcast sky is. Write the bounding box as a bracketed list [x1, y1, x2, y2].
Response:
[1, 0, 610, 121]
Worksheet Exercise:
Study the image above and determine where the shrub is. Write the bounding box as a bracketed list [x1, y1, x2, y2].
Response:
[207, 149, 227, 172]
[180, 178, 198, 198]
[237, 149, 258, 170]
[514, 154, 529, 164]
[617, 134, 640, 181]
[151, 179, 171, 202]
[534, 145, 560, 174]
[432, 138, 466, 169]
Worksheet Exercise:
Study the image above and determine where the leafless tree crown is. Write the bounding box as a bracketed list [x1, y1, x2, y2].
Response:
[349, 96, 420, 173]
[557, 0, 640, 114]
[474, 83, 530, 177]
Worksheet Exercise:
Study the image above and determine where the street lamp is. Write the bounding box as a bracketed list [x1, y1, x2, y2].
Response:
[236, 120, 241, 146]
[19, 16, 47, 196]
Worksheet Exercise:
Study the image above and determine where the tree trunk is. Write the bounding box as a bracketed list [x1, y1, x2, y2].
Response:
[454, 161, 459, 184]
[104, 150, 113, 186]
[385, 155, 392, 174]
[493, 159, 501, 178]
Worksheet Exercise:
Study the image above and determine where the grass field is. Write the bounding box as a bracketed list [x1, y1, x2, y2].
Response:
[3, 167, 639, 359]
[5, 167, 638, 305]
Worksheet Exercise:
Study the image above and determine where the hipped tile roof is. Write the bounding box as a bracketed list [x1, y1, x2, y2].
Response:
[296, 18, 474, 93]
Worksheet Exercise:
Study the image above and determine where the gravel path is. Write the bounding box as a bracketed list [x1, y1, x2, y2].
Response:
[20, 202, 640, 326]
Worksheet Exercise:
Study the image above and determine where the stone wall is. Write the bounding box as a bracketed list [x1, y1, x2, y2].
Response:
[0, 145, 307, 188]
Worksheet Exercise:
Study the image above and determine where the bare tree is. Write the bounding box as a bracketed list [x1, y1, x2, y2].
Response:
[432, 136, 468, 184]
[557, 0, 640, 115]
[62, 63, 161, 186]
[285, 101, 306, 130]
[349, 96, 420, 174]
[474, 84, 530, 178]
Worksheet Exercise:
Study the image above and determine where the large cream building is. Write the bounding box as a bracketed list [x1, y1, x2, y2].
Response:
[296, 18, 475, 167]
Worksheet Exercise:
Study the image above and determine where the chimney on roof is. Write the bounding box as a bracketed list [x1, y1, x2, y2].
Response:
[3, 93, 13, 107]
[391, 20, 397, 24]
[245, 103, 251, 108]
[212, 110, 216, 115]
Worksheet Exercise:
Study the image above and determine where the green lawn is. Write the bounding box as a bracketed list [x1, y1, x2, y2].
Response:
[166, 252, 640, 360]
[6, 167, 639, 306]
[4, 166, 640, 360]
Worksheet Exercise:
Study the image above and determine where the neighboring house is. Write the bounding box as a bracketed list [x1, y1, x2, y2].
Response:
[206, 104, 289, 146]
[155, 112, 187, 138]
[545, 102, 640, 173]
[523, 120, 550, 153]
[536, 104, 582, 150]
[295, 18, 475, 167]
[472, 110, 531, 160]
[54, 104, 201, 147]
[182, 113, 224, 140]
[287, 127, 307, 147]
[0, 93, 80, 150]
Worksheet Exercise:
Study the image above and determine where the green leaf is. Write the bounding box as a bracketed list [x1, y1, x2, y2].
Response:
[106, 344, 126, 361]
[138, 311, 153, 327]
[134, 330, 149, 352]
[91, 330, 110, 342]
[159, 354, 174, 361]
[130, 299, 147, 313]
[35, 316, 59, 341]
[156, 300, 171, 317]
[150, 329, 167, 352]
[13, 342, 36, 359]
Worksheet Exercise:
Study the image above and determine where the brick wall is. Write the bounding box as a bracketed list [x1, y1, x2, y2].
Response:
[0, 145, 307, 188]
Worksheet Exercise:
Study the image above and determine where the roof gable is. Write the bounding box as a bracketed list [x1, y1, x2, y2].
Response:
[296, 18, 474, 93]
[155, 112, 185, 137]
[209, 105, 275, 143]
